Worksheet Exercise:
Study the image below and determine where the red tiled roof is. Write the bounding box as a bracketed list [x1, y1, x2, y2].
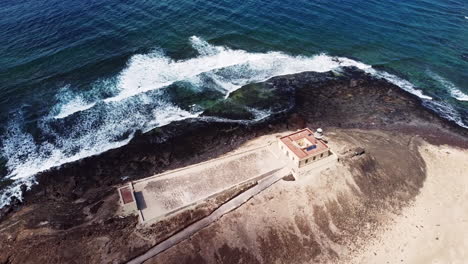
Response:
[119, 186, 134, 204]
[280, 128, 329, 159]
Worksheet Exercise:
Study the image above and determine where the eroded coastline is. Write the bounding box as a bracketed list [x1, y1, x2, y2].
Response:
[1, 67, 467, 264]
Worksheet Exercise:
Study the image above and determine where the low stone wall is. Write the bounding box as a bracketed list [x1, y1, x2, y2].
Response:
[130, 144, 286, 223]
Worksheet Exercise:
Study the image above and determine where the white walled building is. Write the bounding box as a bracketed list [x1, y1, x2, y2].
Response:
[278, 128, 334, 177]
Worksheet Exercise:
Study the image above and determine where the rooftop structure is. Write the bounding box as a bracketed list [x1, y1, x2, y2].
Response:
[278, 128, 334, 177]
[118, 184, 138, 215]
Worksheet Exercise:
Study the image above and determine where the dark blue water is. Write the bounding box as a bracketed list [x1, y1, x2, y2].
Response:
[1, 0, 467, 206]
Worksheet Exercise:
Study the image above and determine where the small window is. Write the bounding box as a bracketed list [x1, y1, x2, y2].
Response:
[320, 153, 323, 158]
[286, 151, 289, 157]
[305, 159, 309, 163]
[313, 156, 316, 161]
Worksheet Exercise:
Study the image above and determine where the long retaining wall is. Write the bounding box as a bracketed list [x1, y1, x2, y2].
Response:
[123, 143, 285, 224]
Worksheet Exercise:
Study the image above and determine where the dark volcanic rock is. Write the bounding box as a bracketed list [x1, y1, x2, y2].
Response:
[0, 67, 467, 264]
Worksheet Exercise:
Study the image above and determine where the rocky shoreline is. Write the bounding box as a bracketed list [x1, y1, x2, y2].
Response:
[1, 67, 467, 264]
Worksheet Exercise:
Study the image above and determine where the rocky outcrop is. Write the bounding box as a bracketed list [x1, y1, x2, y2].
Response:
[0, 67, 467, 264]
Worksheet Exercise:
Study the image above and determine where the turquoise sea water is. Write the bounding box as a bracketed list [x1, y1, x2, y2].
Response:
[0, 0, 467, 206]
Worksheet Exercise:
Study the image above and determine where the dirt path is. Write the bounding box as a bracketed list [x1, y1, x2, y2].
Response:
[127, 167, 290, 264]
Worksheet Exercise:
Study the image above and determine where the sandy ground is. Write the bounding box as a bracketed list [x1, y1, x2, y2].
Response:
[350, 143, 468, 264]
[142, 130, 468, 264]
[3, 127, 464, 264]
[143, 130, 364, 264]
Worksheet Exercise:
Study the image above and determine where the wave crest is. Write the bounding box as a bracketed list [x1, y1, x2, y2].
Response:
[1, 36, 461, 209]
[428, 71, 468, 102]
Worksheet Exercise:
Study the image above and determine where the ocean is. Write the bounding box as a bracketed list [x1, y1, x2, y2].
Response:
[0, 0, 467, 207]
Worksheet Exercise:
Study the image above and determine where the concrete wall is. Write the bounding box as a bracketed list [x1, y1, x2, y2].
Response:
[293, 151, 337, 179]
[278, 140, 300, 167]
[298, 150, 331, 168]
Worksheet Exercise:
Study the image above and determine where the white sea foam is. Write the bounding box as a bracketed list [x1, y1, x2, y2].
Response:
[0, 95, 198, 208]
[0, 177, 37, 209]
[54, 99, 96, 119]
[144, 101, 202, 132]
[364, 69, 433, 100]
[55, 36, 433, 115]
[248, 107, 273, 121]
[104, 37, 388, 102]
[0, 36, 460, 209]
[51, 78, 120, 119]
[50, 85, 93, 119]
[428, 71, 468, 101]
[423, 100, 468, 129]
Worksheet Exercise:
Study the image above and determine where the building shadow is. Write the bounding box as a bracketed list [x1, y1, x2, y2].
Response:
[134, 191, 147, 210]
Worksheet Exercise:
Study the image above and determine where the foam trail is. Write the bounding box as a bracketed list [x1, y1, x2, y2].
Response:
[144, 102, 202, 132]
[364, 69, 432, 100]
[54, 100, 96, 119]
[0, 178, 36, 209]
[1, 95, 198, 208]
[423, 100, 468, 129]
[104, 37, 410, 103]
[49, 85, 92, 119]
[52, 78, 120, 119]
[2, 36, 462, 209]
[55, 36, 433, 115]
[428, 71, 468, 101]
[2, 115, 134, 182]
[105, 40, 257, 102]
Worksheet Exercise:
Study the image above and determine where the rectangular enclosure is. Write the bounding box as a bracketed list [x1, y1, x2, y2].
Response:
[132, 145, 285, 223]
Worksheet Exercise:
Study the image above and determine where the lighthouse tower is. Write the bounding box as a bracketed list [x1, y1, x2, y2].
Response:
[314, 128, 324, 140]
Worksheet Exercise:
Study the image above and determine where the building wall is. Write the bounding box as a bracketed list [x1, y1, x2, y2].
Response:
[298, 150, 331, 168]
[294, 150, 337, 179]
[278, 140, 331, 169]
[278, 140, 300, 167]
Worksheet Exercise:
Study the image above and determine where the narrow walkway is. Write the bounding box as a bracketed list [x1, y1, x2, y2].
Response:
[127, 167, 289, 264]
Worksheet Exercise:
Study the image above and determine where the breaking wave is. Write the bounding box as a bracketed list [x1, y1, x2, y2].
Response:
[51, 85, 96, 119]
[428, 71, 468, 102]
[423, 100, 468, 129]
[0, 36, 460, 209]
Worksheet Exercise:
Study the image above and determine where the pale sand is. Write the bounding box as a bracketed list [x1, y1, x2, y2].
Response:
[350, 143, 468, 264]
[141, 131, 467, 264]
